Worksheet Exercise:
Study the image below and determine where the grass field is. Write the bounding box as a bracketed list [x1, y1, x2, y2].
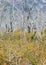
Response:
[0, 29, 46, 65]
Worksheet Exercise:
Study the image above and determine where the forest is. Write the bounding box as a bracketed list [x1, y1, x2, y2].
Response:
[0, 0, 46, 65]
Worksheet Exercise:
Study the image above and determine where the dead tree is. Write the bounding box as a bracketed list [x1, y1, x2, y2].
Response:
[10, 22, 13, 32]
[27, 7, 32, 33]
[5, 24, 7, 31]
[5, 24, 10, 33]
[28, 26, 30, 33]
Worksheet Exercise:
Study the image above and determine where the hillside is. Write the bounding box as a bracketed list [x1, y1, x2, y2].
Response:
[0, 29, 46, 65]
